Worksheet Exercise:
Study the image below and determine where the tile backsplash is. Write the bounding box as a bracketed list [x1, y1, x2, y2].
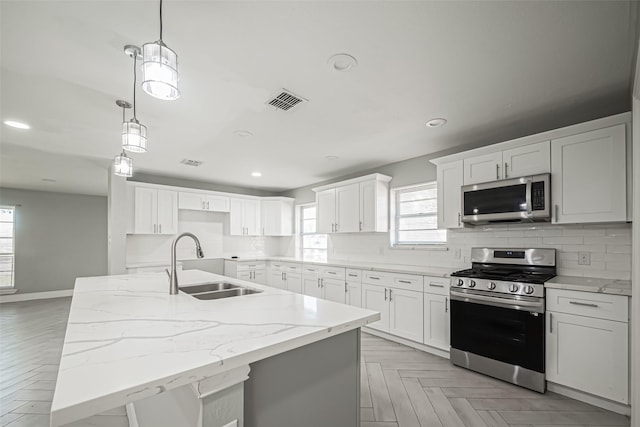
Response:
[326, 223, 632, 280]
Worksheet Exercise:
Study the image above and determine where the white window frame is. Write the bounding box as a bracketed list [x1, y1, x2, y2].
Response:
[0, 206, 16, 289]
[297, 203, 328, 261]
[390, 182, 447, 247]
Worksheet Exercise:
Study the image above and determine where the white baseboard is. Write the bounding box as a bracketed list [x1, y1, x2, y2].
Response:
[547, 382, 631, 416]
[0, 289, 73, 303]
[363, 327, 450, 360]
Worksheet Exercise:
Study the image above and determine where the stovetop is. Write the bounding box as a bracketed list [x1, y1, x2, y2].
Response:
[450, 268, 556, 285]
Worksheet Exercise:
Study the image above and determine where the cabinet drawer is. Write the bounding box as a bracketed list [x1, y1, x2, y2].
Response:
[282, 262, 302, 273]
[346, 269, 362, 281]
[424, 276, 450, 296]
[392, 274, 423, 292]
[363, 271, 393, 286]
[321, 266, 345, 280]
[302, 265, 321, 276]
[546, 289, 628, 322]
[237, 262, 266, 272]
[269, 262, 283, 271]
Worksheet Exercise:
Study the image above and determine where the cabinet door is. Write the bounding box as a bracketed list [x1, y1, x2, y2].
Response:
[286, 273, 303, 294]
[243, 199, 261, 236]
[134, 187, 157, 234]
[551, 125, 626, 224]
[206, 195, 230, 212]
[315, 189, 336, 234]
[323, 278, 346, 304]
[362, 284, 389, 332]
[229, 198, 245, 235]
[463, 151, 503, 185]
[253, 270, 266, 285]
[423, 293, 450, 350]
[156, 190, 178, 235]
[389, 288, 423, 342]
[546, 311, 628, 403]
[268, 270, 286, 289]
[178, 192, 206, 211]
[502, 141, 550, 178]
[302, 275, 323, 298]
[237, 271, 252, 282]
[437, 160, 464, 229]
[336, 183, 359, 233]
[359, 180, 376, 232]
[346, 281, 362, 307]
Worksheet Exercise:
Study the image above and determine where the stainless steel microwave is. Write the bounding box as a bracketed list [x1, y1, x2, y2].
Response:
[461, 173, 550, 225]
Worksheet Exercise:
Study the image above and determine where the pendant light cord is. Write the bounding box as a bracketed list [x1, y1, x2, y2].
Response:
[132, 54, 138, 120]
[159, 0, 163, 41]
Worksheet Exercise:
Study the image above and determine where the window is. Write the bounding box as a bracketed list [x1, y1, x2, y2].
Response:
[0, 207, 15, 288]
[391, 182, 446, 245]
[300, 204, 327, 261]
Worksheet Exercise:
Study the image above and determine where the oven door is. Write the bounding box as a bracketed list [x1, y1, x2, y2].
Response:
[450, 289, 545, 373]
[461, 173, 550, 224]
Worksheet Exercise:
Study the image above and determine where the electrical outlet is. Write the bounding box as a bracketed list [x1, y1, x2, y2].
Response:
[578, 252, 591, 265]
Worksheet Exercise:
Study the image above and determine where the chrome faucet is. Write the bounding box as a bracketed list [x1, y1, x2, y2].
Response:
[168, 232, 204, 295]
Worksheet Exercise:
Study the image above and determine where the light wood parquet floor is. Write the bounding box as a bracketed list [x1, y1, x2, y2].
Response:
[0, 297, 632, 427]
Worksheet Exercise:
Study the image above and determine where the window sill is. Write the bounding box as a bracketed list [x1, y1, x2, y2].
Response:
[389, 243, 449, 251]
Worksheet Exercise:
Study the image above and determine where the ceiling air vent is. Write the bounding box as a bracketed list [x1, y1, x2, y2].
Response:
[266, 89, 307, 111]
[180, 159, 203, 167]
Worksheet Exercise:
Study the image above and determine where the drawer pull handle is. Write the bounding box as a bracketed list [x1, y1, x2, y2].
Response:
[398, 280, 411, 284]
[328, 272, 336, 275]
[348, 274, 358, 277]
[429, 283, 445, 288]
[569, 301, 599, 308]
[370, 276, 380, 280]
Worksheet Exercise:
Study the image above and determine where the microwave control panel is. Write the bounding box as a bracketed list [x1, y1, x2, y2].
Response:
[531, 181, 545, 210]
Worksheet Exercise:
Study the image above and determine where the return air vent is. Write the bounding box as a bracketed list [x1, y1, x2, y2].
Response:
[180, 159, 203, 167]
[266, 89, 307, 111]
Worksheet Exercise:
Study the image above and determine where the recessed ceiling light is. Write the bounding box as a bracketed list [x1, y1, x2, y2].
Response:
[426, 118, 447, 128]
[251, 171, 262, 177]
[325, 155, 339, 161]
[41, 178, 57, 183]
[327, 53, 358, 72]
[3, 120, 30, 130]
[234, 130, 253, 138]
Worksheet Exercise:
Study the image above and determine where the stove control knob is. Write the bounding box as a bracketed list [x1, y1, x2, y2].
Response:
[508, 284, 519, 293]
[524, 285, 535, 295]
[468, 280, 476, 288]
[487, 282, 496, 290]
[456, 279, 464, 286]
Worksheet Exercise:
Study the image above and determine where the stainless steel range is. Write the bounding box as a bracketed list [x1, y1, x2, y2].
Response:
[449, 247, 556, 393]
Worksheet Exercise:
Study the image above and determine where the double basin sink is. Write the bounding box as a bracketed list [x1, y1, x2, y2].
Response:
[180, 282, 262, 300]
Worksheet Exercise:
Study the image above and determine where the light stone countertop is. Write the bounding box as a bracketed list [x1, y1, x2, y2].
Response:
[51, 270, 379, 426]
[545, 275, 632, 296]
[223, 256, 454, 278]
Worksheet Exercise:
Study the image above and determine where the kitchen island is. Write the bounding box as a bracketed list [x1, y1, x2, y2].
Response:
[51, 270, 379, 427]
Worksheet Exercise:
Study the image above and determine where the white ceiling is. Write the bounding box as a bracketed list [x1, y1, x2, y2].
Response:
[1, 1, 637, 196]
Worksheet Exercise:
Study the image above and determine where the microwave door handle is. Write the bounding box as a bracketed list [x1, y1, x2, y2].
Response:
[525, 179, 533, 216]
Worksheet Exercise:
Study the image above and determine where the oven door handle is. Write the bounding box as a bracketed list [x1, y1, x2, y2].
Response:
[450, 289, 544, 313]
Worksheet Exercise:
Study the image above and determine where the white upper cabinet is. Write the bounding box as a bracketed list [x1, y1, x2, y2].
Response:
[436, 160, 463, 229]
[132, 187, 178, 235]
[463, 141, 550, 185]
[178, 192, 230, 212]
[313, 173, 392, 234]
[551, 124, 627, 224]
[260, 197, 294, 236]
[502, 141, 550, 179]
[229, 198, 261, 236]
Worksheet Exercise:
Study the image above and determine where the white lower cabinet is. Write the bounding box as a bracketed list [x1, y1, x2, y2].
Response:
[362, 283, 423, 343]
[224, 261, 266, 285]
[423, 293, 450, 350]
[546, 289, 629, 404]
[323, 278, 346, 304]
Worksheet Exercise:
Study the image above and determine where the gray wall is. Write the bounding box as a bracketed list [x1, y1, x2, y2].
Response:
[0, 188, 107, 294]
[280, 153, 439, 204]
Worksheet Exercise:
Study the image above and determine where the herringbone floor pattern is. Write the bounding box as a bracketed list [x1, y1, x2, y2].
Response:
[0, 297, 632, 426]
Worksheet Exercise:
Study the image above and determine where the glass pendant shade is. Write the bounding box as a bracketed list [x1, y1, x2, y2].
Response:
[142, 41, 180, 100]
[122, 119, 148, 153]
[113, 153, 133, 177]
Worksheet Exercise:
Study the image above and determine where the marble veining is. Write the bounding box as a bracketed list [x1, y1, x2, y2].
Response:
[545, 275, 632, 296]
[51, 270, 379, 426]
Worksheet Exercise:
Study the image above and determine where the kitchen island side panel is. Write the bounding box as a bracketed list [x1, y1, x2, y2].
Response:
[244, 328, 360, 427]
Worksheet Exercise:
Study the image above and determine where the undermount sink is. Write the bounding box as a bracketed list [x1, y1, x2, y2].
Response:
[180, 282, 263, 300]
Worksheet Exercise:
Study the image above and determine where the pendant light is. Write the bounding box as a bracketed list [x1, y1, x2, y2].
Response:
[113, 100, 134, 177]
[142, 0, 180, 100]
[122, 45, 148, 153]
